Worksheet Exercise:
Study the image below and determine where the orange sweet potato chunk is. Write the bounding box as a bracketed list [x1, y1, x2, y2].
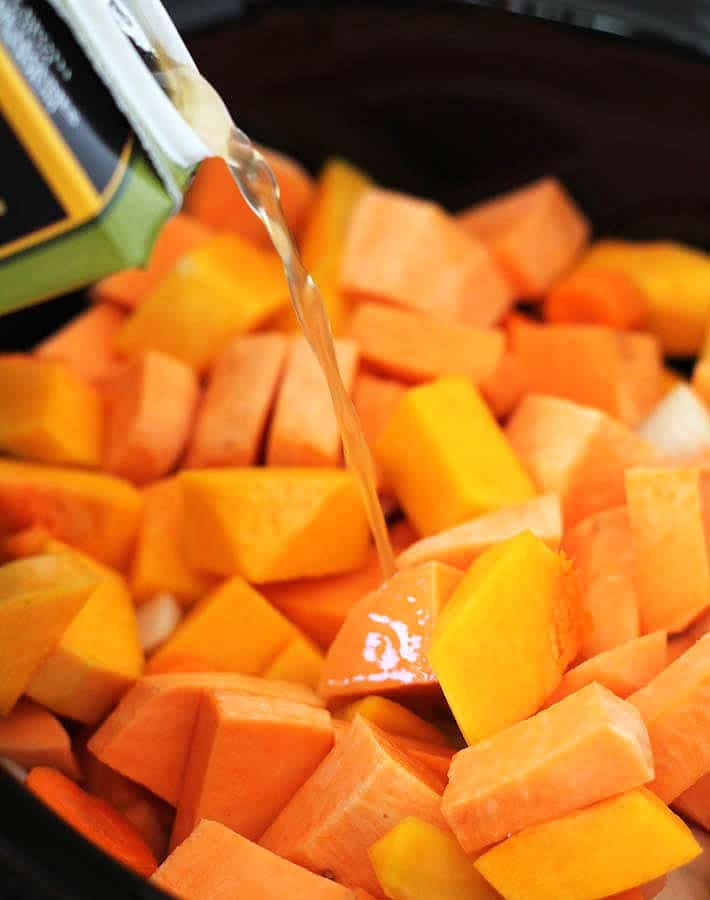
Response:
[260, 716, 446, 896]
[36, 304, 127, 384]
[319, 562, 462, 703]
[506, 394, 660, 526]
[340, 188, 513, 327]
[673, 772, 710, 831]
[543, 267, 648, 330]
[185, 333, 288, 468]
[457, 176, 590, 297]
[0, 699, 80, 779]
[443, 683, 653, 854]
[348, 302, 504, 385]
[153, 819, 355, 900]
[351, 373, 406, 495]
[102, 350, 199, 485]
[562, 507, 640, 659]
[171, 691, 333, 847]
[630, 635, 710, 802]
[266, 337, 359, 467]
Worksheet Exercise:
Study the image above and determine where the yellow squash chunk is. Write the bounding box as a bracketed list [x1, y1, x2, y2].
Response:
[338, 697, 449, 747]
[180, 468, 370, 582]
[474, 788, 701, 900]
[148, 576, 311, 681]
[376, 378, 535, 536]
[130, 478, 215, 606]
[0, 555, 96, 714]
[0, 356, 102, 467]
[579, 240, 710, 356]
[369, 817, 501, 900]
[0, 459, 142, 568]
[116, 234, 289, 371]
[429, 532, 580, 743]
[24, 541, 143, 724]
[295, 158, 372, 335]
[263, 635, 325, 692]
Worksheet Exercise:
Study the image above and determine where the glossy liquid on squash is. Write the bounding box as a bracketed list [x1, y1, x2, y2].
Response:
[164, 63, 395, 578]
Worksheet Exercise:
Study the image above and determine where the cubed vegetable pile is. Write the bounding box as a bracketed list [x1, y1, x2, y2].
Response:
[1, 147, 710, 900]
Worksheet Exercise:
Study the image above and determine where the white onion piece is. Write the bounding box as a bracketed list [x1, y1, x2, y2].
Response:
[638, 385, 710, 459]
[137, 593, 182, 654]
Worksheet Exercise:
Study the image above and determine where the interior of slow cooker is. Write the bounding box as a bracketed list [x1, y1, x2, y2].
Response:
[1, 4, 709, 897]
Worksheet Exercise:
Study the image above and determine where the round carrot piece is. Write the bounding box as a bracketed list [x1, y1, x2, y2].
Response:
[544, 267, 647, 330]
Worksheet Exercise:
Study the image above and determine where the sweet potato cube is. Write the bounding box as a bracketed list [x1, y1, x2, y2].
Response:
[506, 394, 659, 526]
[172, 691, 333, 847]
[36, 304, 127, 383]
[340, 188, 513, 327]
[544, 632, 668, 706]
[89, 672, 321, 806]
[457, 176, 590, 297]
[0, 459, 142, 568]
[429, 532, 580, 743]
[263, 520, 416, 649]
[630, 635, 710, 802]
[0, 555, 96, 714]
[443, 683, 653, 854]
[102, 350, 199, 485]
[23, 542, 143, 725]
[337, 697, 448, 747]
[185, 333, 288, 468]
[153, 819, 354, 900]
[673, 773, 710, 831]
[180, 468, 370, 582]
[543, 266, 648, 330]
[474, 788, 700, 900]
[352, 373, 406, 495]
[626, 466, 710, 634]
[130, 478, 215, 606]
[92, 213, 213, 309]
[508, 318, 661, 426]
[562, 507, 640, 658]
[397, 494, 562, 571]
[0, 356, 102, 467]
[377, 378, 535, 536]
[299, 158, 373, 335]
[0, 699, 80, 779]
[261, 716, 446, 896]
[267, 337, 359, 467]
[348, 302, 504, 386]
[369, 817, 500, 900]
[319, 562, 462, 703]
[117, 234, 289, 372]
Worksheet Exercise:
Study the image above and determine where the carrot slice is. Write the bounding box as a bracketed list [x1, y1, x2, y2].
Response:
[630, 634, 710, 802]
[626, 466, 710, 634]
[260, 716, 446, 896]
[544, 267, 647, 330]
[89, 672, 322, 806]
[562, 506, 640, 659]
[319, 562, 462, 704]
[262, 520, 416, 649]
[266, 337, 359, 466]
[171, 691, 333, 847]
[474, 788, 700, 900]
[185, 150, 315, 246]
[508, 318, 661, 426]
[130, 478, 215, 606]
[348, 302, 504, 386]
[0, 699, 80, 779]
[185, 333, 288, 468]
[457, 176, 590, 297]
[397, 494, 562, 571]
[544, 632, 668, 706]
[102, 350, 199, 485]
[36, 304, 127, 384]
[443, 683, 653, 855]
[340, 188, 513, 327]
[153, 819, 355, 900]
[506, 394, 660, 526]
[26, 767, 158, 877]
[92, 213, 213, 309]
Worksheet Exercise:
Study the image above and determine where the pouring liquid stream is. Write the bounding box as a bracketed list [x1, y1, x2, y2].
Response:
[165, 64, 395, 578]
